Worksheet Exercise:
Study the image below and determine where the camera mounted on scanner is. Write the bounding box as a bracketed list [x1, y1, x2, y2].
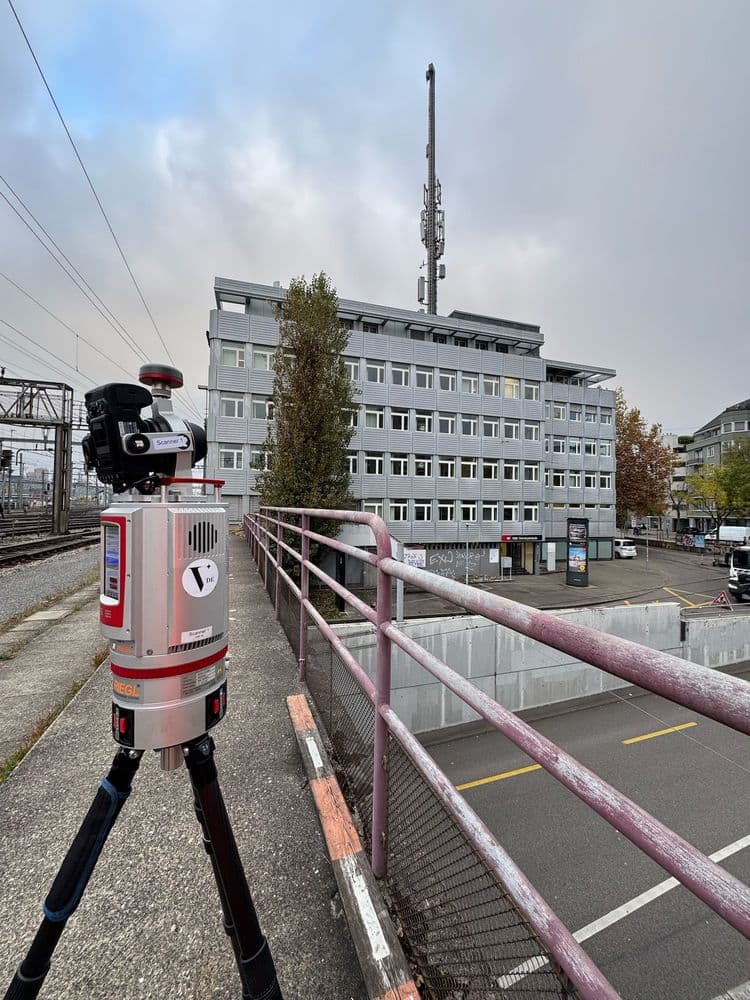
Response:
[82, 363, 207, 494]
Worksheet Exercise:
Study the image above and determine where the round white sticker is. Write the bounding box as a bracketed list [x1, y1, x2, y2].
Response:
[182, 559, 219, 598]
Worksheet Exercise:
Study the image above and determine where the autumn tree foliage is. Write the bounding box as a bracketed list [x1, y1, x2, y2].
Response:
[256, 273, 356, 539]
[686, 439, 750, 534]
[615, 389, 675, 529]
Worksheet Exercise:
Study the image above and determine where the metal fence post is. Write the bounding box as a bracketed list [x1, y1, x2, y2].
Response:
[275, 517, 282, 618]
[298, 514, 310, 680]
[371, 555, 393, 878]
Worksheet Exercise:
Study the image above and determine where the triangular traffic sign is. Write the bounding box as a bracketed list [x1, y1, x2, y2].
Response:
[711, 590, 732, 608]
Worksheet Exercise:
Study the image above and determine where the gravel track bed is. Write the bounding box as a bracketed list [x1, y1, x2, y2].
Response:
[0, 548, 99, 628]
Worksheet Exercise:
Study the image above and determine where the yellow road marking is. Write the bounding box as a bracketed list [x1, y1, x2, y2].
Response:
[623, 721, 697, 745]
[663, 587, 698, 608]
[457, 763, 541, 791]
[623, 599, 632, 605]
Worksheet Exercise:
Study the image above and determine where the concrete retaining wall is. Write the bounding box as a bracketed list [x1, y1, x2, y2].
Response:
[333, 604, 750, 735]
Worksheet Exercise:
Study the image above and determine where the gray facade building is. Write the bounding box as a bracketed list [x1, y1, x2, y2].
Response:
[206, 278, 616, 573]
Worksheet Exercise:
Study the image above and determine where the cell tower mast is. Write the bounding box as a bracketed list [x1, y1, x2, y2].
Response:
[418, 63, 445, 314]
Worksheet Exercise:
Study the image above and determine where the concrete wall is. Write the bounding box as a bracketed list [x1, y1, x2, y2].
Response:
[333, 604, 749, 735]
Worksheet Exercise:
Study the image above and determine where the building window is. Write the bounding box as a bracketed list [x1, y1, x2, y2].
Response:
[438, 413, 456, 434]
[504, 419, 520, 440]
[584, 472, 597, 488]
[483, 375, 500, 396]
[250, 448, 268, 470]
[220, 343, 245, 368]
[552, 437, 566, 454]
[433, 332, 448, 344]
[411, 330, 425, 341]
[220, 393, 245, 418]
[503, 460, 519, 481]
[544, 469, 550, 487]
[391, 364, 410, 387]
[599, 473, 612, 489]
[524, 381, 540, 401]
[339, 318, 354, 332]
[347, 453, 358, 475]
[599, 441, 612, 457]
[455, 336, 468, 348]
[585, 409, 597, 423]
[524, 462, 539, 482]
[552, 403, 567, 420]
[569, 470, 581, 488]
[482, 503, 499, 522]
[552, 470, 566, 488]
[523, 421, 540, 441]
[460, 501, 477, 522]
[390, 454, 409, 476]
[414, 500, 432, 522]
[415, 367, 433, 389]
[219, 445, 243, 470]
[545, 401, 551, 419]
[600, 410, 613, 425]
[569, 438, 582, 455]
[476, 340, 489, 351]
[389, 499, 408, 521]
[503, 502, 519, 521]
[251, 399, 273, 420]
[460, 457, 477, 479]
[504, 377, 520, 400]
[252, 348, 274, 371]
[344, 358, 359, 380]
[362, 499, 383, 516]
[438, 457, 455, 478]
[484, 417, 500, 438]
[707, 446, 715, 457]
[461, 373, 479, 394]
[391, 409, 410, 431]
[365, 453, 384, 475]
[439, 370, 456, 391]
[414, 455, 432, 477]
[523, 503, 540, 522]
[461, 415, 478, 436]
[364, 407, 384, 429]
[584, 439, 597, 456]
[366, 362, 385, 383]
[415, 410, 433, 433]
[345, 408, 358, 429]
[438, 501, 455, 521]
[569, 407, 582, 422]
[483, 459, 499, 480]
[362, 321, 379, 334]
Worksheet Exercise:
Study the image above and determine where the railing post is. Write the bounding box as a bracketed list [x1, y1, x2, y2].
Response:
[275, 517, 282, 618]
[298, 514, 310, 680]
[371, 552, 392, 878]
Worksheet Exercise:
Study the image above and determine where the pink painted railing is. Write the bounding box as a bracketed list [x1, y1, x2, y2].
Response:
[244, 506, 750, 1000]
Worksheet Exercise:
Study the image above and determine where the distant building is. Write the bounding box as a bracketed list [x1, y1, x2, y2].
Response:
[205, 278, 617, 576]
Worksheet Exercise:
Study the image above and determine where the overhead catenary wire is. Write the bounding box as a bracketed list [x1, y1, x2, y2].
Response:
[6, 0, 205, 423]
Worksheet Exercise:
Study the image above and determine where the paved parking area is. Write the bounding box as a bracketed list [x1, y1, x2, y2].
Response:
[425, 682, 750, 1000]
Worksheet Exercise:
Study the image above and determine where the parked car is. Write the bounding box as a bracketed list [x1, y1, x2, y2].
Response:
[614, 538, 637, 559]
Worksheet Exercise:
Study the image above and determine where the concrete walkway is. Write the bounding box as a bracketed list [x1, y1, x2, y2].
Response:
[0, 535, 366, 999]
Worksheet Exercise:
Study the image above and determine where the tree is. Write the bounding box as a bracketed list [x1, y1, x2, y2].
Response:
[256, 273, 356, 544]
[686, 439, 750, 536]
[615, 388, 675, 530]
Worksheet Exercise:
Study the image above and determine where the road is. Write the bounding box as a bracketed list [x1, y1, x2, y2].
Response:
[426, 683, 750, 999]
[606, 543, 735, 609]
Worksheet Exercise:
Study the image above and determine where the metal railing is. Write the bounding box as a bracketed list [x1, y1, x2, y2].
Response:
[244, 507, 750, 1000]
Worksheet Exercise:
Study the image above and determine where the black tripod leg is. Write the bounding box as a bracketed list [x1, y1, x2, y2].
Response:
[184, 736, 283, 1000]
[4, 747, 143, 1000]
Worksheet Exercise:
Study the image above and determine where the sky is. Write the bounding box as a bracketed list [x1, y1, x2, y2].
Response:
[0, 0, 748, 453]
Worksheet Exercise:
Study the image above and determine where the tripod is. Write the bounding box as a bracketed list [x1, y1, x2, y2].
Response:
[4, 734, 283, 1000]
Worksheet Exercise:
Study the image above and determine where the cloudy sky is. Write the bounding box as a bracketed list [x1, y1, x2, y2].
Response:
[0, 0, 747, 443]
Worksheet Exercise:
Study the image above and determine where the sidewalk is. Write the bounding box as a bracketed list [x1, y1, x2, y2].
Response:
[0, 535, 367, 999]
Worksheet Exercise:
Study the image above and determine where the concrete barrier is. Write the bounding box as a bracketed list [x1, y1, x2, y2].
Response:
[334, 604, 750, 734]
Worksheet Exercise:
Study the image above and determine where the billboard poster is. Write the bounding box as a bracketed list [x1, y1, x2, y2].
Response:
[566, 517, 589, 587]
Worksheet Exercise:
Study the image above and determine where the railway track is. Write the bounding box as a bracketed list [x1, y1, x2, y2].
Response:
[0, 530, 100, 568]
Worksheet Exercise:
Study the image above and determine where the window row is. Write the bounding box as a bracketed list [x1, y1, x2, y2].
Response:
[218, 445, 270, 471]
[546, 503, 614, 511]
[351, 407, 541, 439]
[546, 470, 612, 489]
[220, 344, 277, 370]
[219, 393, 274, 420]
[361, 499, 540, 523]
[344, 361, 539, 399]
[339, 319, 517, 352]
[348, 453, 541, 480]
[545, 402, 613, 424]
[721, 420, 748, 433]
[545, 436, 612, 457]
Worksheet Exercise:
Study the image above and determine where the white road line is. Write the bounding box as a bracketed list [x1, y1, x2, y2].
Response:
[498, 834, 750, 989]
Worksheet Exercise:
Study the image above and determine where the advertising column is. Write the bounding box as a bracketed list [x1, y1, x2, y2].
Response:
[566, 517, 589, 587]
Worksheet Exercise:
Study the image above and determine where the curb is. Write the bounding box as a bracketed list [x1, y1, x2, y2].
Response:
[287, 694, 419, 1000]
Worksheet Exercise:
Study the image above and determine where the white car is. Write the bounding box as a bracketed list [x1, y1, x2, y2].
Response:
[614, 538, 637, 559]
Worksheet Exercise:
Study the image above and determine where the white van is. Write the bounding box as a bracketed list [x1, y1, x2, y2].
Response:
[614, 538, 637, 559]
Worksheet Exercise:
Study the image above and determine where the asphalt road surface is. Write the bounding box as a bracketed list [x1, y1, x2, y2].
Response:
[426, 685, 750, 999]
[607, 544, 737, 609]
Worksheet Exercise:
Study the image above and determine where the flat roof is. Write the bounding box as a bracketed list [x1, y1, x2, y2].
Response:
[544, 359, 616, 385]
